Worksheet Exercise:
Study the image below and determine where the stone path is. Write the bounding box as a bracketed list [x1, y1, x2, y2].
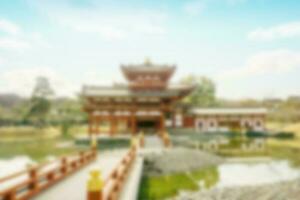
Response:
[33, 150, 127, 200]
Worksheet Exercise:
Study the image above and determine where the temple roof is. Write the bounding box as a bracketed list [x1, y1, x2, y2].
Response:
[121, 59, 175, 72]
[121, 59, 176, 81]
[82, 84, 194, 98]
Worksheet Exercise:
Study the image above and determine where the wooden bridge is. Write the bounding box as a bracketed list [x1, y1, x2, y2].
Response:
[0, 133, 170, 200]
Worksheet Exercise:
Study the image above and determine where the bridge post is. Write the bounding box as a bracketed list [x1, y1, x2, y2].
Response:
[3, 189, 16, 200]
[87, 170, 103, 200]
[60, 157, 68, 175]
[29, 167, 38, 192]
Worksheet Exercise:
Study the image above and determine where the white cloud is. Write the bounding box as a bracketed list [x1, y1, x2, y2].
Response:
[183, 0, 247, 16]
[31, 1, 167, 40]
[0, 19, 21, 35]
[248, 21, 300, 41]
[217, 49, 300, 80]
[0, 68, 77, 97]
[0, 37, 31, 50]
[0, 17, 50, 51]
[184, 0, 205, 16]
[65, 12, 167, 40]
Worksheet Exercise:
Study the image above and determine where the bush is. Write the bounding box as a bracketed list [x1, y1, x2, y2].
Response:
[246, 130, 295, 140]
[273, 132, 295, 139]
[246, 131, 269, 138]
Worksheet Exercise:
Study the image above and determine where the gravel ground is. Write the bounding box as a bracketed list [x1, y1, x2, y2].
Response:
[143, 148, 223, 176]
[175, 179, 300, 200]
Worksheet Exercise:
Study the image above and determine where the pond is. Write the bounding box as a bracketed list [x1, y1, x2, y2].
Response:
[199, 160, 300, 189]
[0, 156, 36, 179]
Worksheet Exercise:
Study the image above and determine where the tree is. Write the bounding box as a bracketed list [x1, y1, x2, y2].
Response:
[32, 77, 54, 99]
[181, 75, 216, 107]
[26, 77, 54, 127]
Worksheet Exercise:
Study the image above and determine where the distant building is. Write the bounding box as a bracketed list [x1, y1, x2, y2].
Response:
[188, 108, 267, 132]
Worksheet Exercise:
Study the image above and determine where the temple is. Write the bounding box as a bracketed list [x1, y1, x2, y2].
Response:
[81, 59, 194, 136]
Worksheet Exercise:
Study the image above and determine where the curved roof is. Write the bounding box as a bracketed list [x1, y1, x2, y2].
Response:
[81, 84, 194, 98]
[121, 60, 176, 81]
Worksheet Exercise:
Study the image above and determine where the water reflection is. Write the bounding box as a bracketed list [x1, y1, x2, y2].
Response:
[215, 160, 300, 188]
[0, 156, 35, 178]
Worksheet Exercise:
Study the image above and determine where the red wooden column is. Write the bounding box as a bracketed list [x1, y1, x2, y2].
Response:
[109, 113, 113, 136]
[88, 112, 93, 136]
[127, 117, 131, 133]
[112, 117, 117, 136]
[160, 113, 166, 134]
[95, 116, 100, 135]
[172, 112, 176, 128]
[131, 111, 136, 135]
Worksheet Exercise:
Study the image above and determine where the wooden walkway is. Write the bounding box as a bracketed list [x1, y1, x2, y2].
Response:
[0, 135, 165, 200]
[33, 150, 128, 200]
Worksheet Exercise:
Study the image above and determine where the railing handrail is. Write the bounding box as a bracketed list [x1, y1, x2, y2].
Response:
[0, 149, 89, 184]
[103, 147, 136, 199]
[0, 149, 97, 199]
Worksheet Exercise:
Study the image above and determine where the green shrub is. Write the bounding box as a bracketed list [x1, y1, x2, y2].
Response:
[246, 130, 295, 140]
[273, 132, 295, 139]
[246, 131, 269, 138]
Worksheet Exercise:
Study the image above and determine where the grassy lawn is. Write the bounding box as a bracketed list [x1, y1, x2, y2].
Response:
[138, 167, 218, 200]
[0, 125, 89, 141]
[267, 138, 300, 149]
[75, 137, 130, 151]
[268, 146, 300, 167]
[0, 126, 60, 141]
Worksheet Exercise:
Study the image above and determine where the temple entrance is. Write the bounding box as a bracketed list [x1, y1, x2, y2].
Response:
[136, 118, 159, 134]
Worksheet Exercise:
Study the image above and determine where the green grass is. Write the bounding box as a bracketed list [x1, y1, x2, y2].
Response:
[268, 146, 300, 167]
[75, 137, 130, 151]
[0, 126, 60, 141]
[0, 125, 89, 141]
[139, 173, 198, 200]
[138, 167, 218, 200]
[189, 167, 219, 189]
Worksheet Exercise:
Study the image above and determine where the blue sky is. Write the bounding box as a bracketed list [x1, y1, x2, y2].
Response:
[0, 0, 300, 99]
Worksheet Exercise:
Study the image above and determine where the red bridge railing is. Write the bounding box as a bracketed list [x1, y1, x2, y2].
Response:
[103, 146, 136, 200]
[87, 136, 142, 200]
[0, 149, 97, 200]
